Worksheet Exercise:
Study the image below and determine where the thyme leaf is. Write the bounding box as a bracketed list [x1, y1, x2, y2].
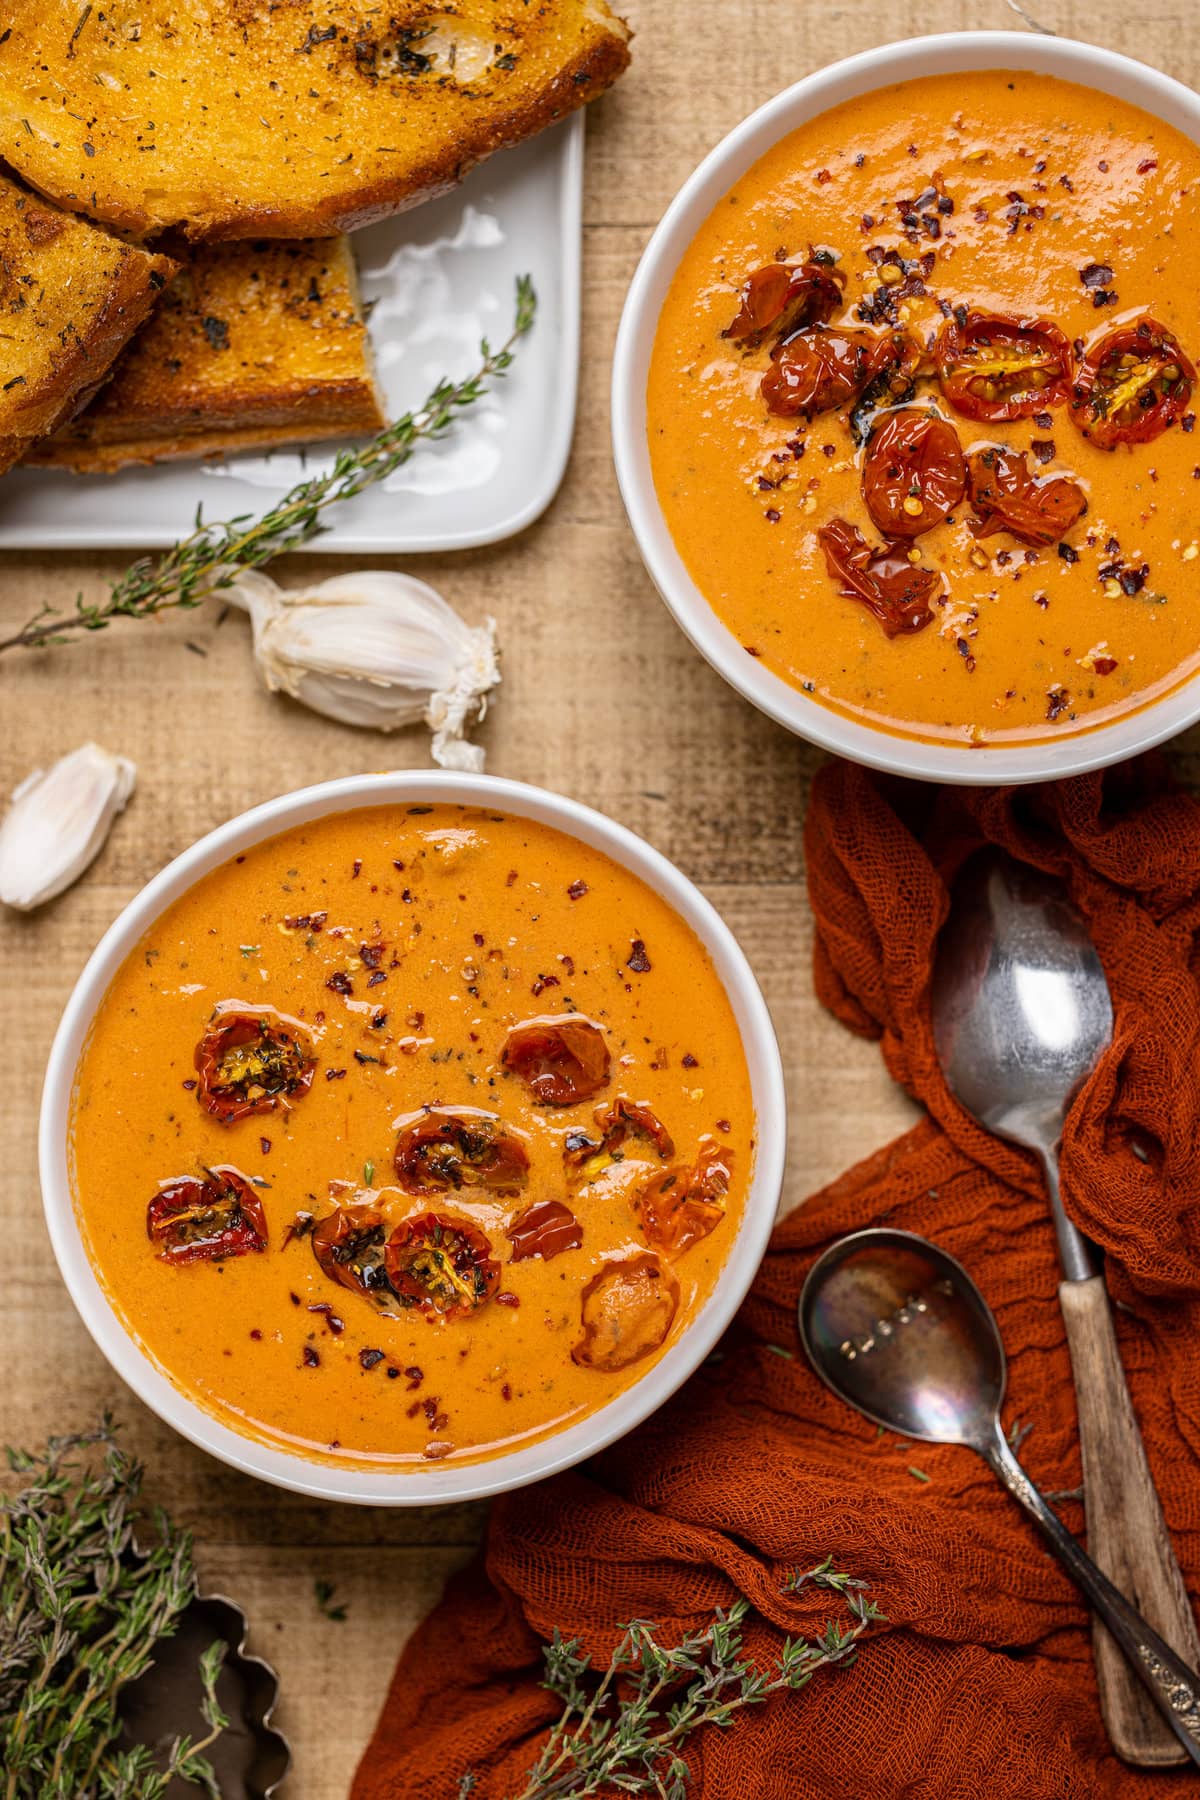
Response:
[494, 1561, 882, 1799]
[0, 1416, 228, 1798]
[0, 275, 537, 656]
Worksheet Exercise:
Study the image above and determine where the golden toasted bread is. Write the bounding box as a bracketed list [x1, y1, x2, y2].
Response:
[29, 236, 385, 472]
[0, 170, 175, 474]
[0, 1, 631, 241]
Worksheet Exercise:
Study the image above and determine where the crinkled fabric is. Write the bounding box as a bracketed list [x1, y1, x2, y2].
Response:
[353, 757, 1200, 1800]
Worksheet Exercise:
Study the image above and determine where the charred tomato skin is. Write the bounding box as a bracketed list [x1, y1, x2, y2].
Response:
[723, 258, 846, 347]
[393, 1107, 529, 1196]
[312, 1204, 391, 1301]
[194, 1004, 316, 1123]
[761, 325, 916, 420]
[564, 1097, 675, 1178]
[861, 409, 967, 538]
[572, 1253, 680, 1372]
[634, 1140, 732, 1258]
[506, 1199, 583, 1263]
[384, 1213, 499, 1321]
[818, 517, 940, 638]
[501, 1014, 611, 1106]
[966, 446, 1088, 547]
[1069, 316, 1196, 448]
[935, 310, 1073, 421]
[147, 1167, 268, 1264]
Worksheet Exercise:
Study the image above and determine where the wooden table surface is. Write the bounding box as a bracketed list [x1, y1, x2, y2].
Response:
[3, 1, 1197, 1792]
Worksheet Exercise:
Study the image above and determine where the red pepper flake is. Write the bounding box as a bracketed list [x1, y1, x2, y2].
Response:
[181, 1078, 197, 1091]
[284, 910, 327, 932]
[1137, 158, 1158, 174]
[567, 879, 588, 900]
[302, 1344, 320, 1368]
[351, 860, 362, 878]
[360, 942, 385, 968]
[326, 970, 353, 996]
[764, 507, 781, 523]
[744, 644, 762, 657]
[1093, 656, 1118, 676]
[506, 869, 519, 887]
[308, 1302, 345, 1335]
[501, 1382, 512, 1401]
[1030, 439, 1056, 465]
[360, 1348, 385, 1369]
[815, 168, 831, 185]
[250, 1328, 263, 1340]
[682, 1053, 698, 1068]
[531, 973, 560, 997]
[325, 1067, 348, 1081]
[716, 1117, 732, 1133]
[260, 1136, 272, 1155]
[1046, 687, 1072, 722]
[405, 1364, 423, 1387]
[628, 939, 652, 973]
[495, 1291, 520, 1307]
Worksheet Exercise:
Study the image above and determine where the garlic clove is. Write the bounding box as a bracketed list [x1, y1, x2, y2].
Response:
[225, 570, 499, 769]
[0, 743, 136, 912]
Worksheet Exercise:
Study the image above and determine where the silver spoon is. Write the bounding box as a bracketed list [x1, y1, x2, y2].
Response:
[931, 849, 1200, 1763]
[798, 1228, 1200, 1768]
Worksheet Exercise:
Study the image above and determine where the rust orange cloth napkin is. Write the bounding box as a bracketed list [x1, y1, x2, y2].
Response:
[353, 757, 1200, 1799]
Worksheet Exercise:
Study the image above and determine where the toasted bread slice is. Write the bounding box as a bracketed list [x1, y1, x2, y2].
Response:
[0, 171, 175, 474]
[0, 1, 631, 241]
[29, 237, 385, 472]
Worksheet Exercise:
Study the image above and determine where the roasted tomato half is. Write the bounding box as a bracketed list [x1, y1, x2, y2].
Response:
[564, 1097, 675, 1182]
[935, 311, 1073, 421]
[194, 1005, 315, 1123]
[761, 326, 915, 419]
[1069, 317, 1196, 448]
[506, 1199, 583, 1263]
[633, 1141, 732, 1257]
[572, 1253, 680, 1372]
[723, 258, 845, 347]
[147, 1167, 267, 1264]
[818, 518, 940, 638]
[966, 446, 1087, 547]
[501, 1015, 611, 1107]
[393, 1107, 529, 1196]
[384, 1213, 499, 1321]
[312, 1205, 391, 1301]
[862, 409, 966, 538]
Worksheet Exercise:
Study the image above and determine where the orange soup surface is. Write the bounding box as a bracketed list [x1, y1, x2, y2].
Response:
[648, 71, 1200, 745]
[69, 805, 755, 1468]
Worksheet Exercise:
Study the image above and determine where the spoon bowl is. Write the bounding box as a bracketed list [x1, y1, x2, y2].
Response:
[798, 1229, 1003, 1450]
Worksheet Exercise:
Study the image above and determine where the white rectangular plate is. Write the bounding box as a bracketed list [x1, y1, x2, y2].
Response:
[0, 114, 582, 554]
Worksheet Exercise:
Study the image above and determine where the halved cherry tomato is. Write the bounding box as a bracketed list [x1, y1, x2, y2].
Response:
[393, 1107, 529, 1195]
[723, 259, 845, 347]
[502, 1015, 610, 1106]
[564, 1097, 675, 1183]
[506, 1200, 583, 1263]
[966, 446, 1087, 547]
[818, 518, 940, 638]
[1069, 316, 1195, 448]
[195, 1004, 315, 1123]
[633, 1141, 731, 1257]
[312, 1205, 391, 1301]
[862, 409, 966, 538]
[572, 1253, 680, 1372]
[935, 310, 1072, 421]
[384, 1213, 499, 1321]
[761, 326, 916, 419]
[147, 1167, 267, 1264]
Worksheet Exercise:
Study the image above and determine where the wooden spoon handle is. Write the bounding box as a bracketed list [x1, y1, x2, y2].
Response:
[1059, 1274, 1200, 1765]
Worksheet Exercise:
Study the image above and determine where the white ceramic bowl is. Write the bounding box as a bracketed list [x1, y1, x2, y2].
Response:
[39, 772, 786, 1506]
[612, 33, 1200, 784]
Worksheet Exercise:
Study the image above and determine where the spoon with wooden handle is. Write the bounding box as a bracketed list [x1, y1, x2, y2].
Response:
[931, 850, 1200, 1765]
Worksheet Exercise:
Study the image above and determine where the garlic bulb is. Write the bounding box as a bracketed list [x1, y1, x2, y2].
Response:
[226, 570, 500, 771]
[0, 743, 136, 912]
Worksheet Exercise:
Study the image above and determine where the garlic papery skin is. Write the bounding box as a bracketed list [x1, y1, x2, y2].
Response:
[0, 743, 136, 912]
[225, 570, 500, 771]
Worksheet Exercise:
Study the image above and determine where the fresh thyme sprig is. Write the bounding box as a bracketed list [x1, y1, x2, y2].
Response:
[0, 1417, 228, 1798]
[0, 275, 538, 656]
[502, 1558, 882, 1800]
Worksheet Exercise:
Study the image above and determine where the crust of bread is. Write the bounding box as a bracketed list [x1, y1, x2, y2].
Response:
[0, 3, 632, 241]
[0, 173, 176, 473]
[30, 237, 385, 472]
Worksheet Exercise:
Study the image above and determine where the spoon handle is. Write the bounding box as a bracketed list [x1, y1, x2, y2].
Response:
[983, 1424, 1200, 1768]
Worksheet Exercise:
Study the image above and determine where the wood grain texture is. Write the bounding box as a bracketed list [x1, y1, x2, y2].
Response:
[1060, 1276, 1200, 1764]
[2, 2, 1199, 1792]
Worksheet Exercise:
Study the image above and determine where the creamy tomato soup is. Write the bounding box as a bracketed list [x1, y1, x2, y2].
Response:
[69, 806, 754, 1467]
[648, 71, 1200, 745]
